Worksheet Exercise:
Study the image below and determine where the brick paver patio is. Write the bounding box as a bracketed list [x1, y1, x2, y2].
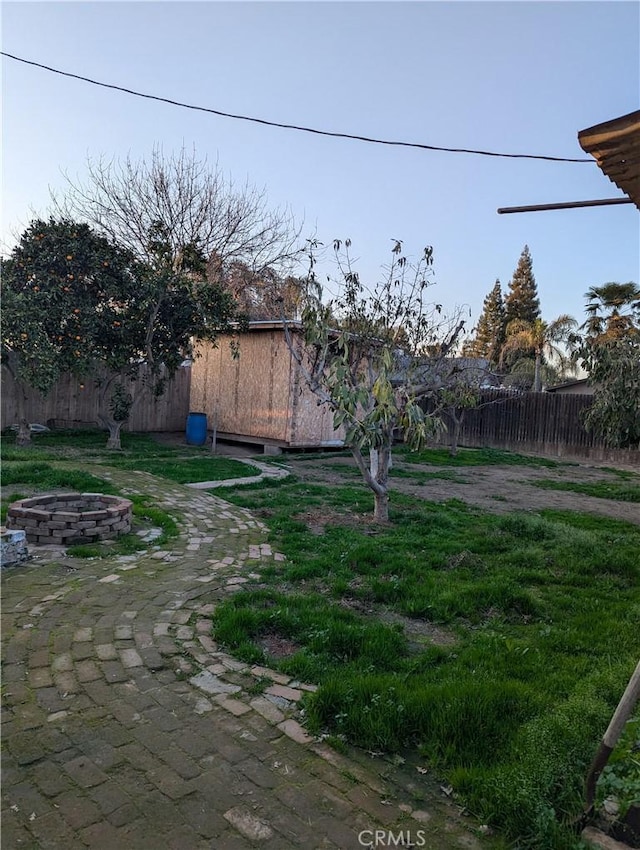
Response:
[2, 468, 490, 849]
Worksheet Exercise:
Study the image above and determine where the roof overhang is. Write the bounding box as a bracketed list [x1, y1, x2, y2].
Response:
[578, 110, 640, 209]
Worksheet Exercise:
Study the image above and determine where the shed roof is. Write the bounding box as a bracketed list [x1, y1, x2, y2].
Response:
[227, 320, 302, 333]
[578, 110, 640, 209]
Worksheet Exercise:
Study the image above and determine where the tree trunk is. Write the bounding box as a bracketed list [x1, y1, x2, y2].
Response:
[373, 489, 389, 523]
[369, 447, 392, 477]
[97, 413, 124, 450]
[369, 447, 378, 478]
[370, 445, 391, 523]
[352, 445, 391, 524]
[16, 417, 32, 448]
[449, 412, 463, 457]
[107, 419, 124, 451]
[533, 354, 542, 392]
[105, 420, 124, 451]
[97, 371, 140, 450]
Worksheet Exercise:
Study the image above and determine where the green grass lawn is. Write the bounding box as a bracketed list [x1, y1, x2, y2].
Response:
[393, 445, 570, 468]
[282, 445, 568, 468]
[533, 478, 640, 503]
[217, 474, 640, 849]
[1, 428, 169, 461]
[1, 429, 258, 483]
[1, 461, 120, 493]
[104, 455, 257, 483]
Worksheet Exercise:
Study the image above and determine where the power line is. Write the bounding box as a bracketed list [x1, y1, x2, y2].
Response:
[2, 51, 595, 164]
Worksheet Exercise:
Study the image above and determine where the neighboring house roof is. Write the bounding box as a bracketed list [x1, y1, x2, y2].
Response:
[392, 355, 497, 390]
[578, 110, 640, 209]
[546, 378, 593, 394]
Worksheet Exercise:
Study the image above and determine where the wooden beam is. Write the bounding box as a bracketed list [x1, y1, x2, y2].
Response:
[497, 198, 634, 214]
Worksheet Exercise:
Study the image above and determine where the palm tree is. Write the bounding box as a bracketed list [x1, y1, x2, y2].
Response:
[500, 315, 578, 392]
[583, 282, 640, 342]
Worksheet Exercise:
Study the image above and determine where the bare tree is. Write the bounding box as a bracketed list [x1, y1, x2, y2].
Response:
[282, 239, 468, 523]
[207, 257, 305, 320]
[45, 148, 302, 446]
[52, 147, 302, 274]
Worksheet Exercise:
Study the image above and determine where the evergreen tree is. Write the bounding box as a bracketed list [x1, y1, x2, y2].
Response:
[463, 279, 506, 367]
[504, 245, 541, 328]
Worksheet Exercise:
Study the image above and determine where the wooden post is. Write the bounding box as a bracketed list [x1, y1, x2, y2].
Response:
[210, 415, 217, 455]
[585, 660, 640, 809]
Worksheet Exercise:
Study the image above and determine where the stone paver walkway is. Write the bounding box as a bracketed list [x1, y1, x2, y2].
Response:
[184, 457, 290, 490]
[2, 469, 491, 850]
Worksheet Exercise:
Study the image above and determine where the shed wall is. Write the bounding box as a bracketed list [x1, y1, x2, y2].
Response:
[191, 332, 344, 447]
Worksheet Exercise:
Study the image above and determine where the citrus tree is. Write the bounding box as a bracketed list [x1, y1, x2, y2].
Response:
[1, 219, 139, 445]
[2, 218, 237, 448]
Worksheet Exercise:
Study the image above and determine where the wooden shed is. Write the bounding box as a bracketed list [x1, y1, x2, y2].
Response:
[190, 322, 344, 452]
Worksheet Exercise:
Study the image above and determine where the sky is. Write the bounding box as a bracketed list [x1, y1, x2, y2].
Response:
[2, 0, 639, 332]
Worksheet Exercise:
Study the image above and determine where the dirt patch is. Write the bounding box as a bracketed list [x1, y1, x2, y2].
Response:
[297, 508, 385, 536]
[284, 457, 640, 526]
[379, 609, 458, 647]
[256, 633, 301, 660]
[336, 592, 458, 649]
[396, 463, 640, 525]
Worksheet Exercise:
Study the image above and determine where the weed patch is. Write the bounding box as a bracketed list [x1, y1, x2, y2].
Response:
[390, 467, 470, 484]
[307, 674, 539, 764]
[597, 712, 640, 821]
[1, 492, 27, 522]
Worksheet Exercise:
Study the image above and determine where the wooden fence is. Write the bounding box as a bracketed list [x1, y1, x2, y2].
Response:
[432, 390, 639, 465]
[1, 364, 192, 433]
[2, 365, 638, 466]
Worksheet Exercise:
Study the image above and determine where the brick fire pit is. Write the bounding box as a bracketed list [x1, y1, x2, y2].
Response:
[6, 493, 133, 544]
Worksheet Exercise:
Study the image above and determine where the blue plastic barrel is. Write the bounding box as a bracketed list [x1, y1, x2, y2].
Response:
[186, 412, 208, 446]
